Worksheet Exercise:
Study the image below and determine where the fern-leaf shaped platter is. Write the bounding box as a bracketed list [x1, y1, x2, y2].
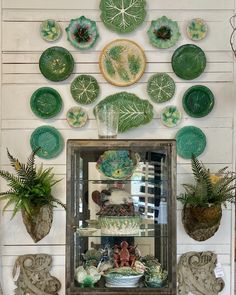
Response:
[100, 39, 146, 86]
[100, 0, 146, 33]
[94, 92, 153, 132]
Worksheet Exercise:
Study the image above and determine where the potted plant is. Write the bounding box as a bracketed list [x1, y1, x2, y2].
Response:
[177, 155, 236, 241]
[0, 148, 66, 242]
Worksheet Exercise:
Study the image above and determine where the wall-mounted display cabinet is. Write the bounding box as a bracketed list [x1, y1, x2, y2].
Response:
[66, 139, 176, 295]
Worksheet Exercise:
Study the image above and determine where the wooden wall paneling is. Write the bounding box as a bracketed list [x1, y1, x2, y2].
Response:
[1, 0, 235, 294]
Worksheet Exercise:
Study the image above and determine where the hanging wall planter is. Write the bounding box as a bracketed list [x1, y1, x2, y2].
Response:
[21, 205, 53, 243]
[0, 149, 66, 243]
[181, 204, 222, 241]
[178, 155, 236, 241]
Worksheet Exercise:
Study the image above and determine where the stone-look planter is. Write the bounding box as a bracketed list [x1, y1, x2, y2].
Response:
[21, 205, 53, 243]
[182, 204, 222, 241]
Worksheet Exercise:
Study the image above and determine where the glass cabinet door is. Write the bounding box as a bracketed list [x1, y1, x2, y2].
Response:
[66, 140, 176, 295]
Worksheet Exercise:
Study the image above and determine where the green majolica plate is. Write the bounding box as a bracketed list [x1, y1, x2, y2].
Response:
[147, 16, 181, 49]
[30, 125, 64, 159]
[100, 0, 146, 34]
[100, 39, 146, 87]
[66, 16, 99, 50]
[176, 126, 206, 159]
[39, 46, 74, 82]
[30, 87, 62, 119]
[40, 19, 62, 42]
[171, 44, 206, 80]
[187, 18, 208, 41]
[147, 73, 175, 103]
[70, 75, 99, 104]
[66, 106, 88, 128]
[182, 85, 214, 118]
[161, 105, 182, 127]
[94, 92, 153, 132]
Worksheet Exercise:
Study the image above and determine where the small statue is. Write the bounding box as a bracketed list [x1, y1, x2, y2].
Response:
[119, 241, 130, 267]
[113, 244, 120, 268]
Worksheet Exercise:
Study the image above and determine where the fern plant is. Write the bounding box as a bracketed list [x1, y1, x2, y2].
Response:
[0, 148, 66, 218]
[177, 155, 236, 207]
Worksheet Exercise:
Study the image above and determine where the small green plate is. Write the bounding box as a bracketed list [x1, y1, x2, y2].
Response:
[171, 44, 206, 80]
[186, 18, 208, 41]
[147, 73, 175, 103]
[39, 46, 74, 82]
[70, 75, 99, 104]
[161, 105, 182, 127]
[176, 126, 206, 159]
[182, 85, 214, 118]
[66, 106, 88, 128]
[30, 87, 62, 119]
[30, 125, 64, 159]
[40, 19, 62, 42]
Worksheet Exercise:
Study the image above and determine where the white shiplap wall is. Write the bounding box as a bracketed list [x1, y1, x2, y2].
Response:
[0, 0, 235, 294]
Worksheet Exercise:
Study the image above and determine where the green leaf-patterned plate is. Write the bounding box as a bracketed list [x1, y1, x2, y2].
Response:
[161, 105, 182, 128]
[70, 75, 100, 104]
[147, 73, 175, 103]
[147, 16, 181, 49]
[65, 16, 99, 50]
[94, 92, 153, 133]
[40, 19, 62, 42]
[186, 18, 208, 41]
[182, 85, 214, 118]
[30, 87, 62, 119]
[30, 125, 64, 159]
[171, 44, 206, 80]
[100, 39, 146, 87]
[66, 106, 88, 128]
[100, 0, 146, 34]
[39, 46, 74, 82]
[176, 126, 206, 159]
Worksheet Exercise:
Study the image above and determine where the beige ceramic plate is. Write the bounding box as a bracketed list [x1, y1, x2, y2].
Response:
[99, 39, 146, 87]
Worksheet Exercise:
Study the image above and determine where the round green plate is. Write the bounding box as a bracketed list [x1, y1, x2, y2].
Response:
[176, 126, 206, 159]
[30, 87, 62, 119]
[39, 46, 74, 82]
[161, 105, 182, 127]
[100, 0, 146, 34]
[30, 125, 64, 159]
[147, 73, 175, 103]
[70, 75, 99, 104]
[186, 18, 208, 41]
[40, 19, 62, 42]
[171, 44, 206, 80]
[66, 106, 88, 128]
[182, 85, 214, 118]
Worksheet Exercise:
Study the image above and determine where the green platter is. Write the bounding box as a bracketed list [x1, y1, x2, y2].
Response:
[176, 126, 206, 159]
[171, 44, 206, 80]
[39, 46, 74, 82]
[30, 125, 64, 159]
[182, 85, 214, 118]
[30, 87, 62, 119]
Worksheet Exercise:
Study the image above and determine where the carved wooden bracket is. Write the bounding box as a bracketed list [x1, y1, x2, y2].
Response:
[12, 254, 61, 295]
[178, 251, 224, 295]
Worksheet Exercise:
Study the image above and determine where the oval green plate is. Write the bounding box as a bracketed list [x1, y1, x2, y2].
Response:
[30, 87, 62, 119]
[182, 85, 214, 118]
[171, 44, 206, 80]
[39, 46, 74, 82]
[30, 125, 64, 159]
[71, 75, 99, 104]
[176, 126, 206, 159]
[147, 73, 175, 103]
[66, 106, 88, 128]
